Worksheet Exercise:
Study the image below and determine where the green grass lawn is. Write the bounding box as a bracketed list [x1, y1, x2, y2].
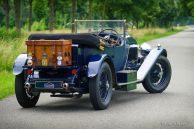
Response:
[0, 71, 15, 100]
[129, 27, 186, 44]
[0, 27, 186, 100]
[136, 28, 185, 44]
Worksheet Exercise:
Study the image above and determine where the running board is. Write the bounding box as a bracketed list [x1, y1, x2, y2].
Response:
[117, 80, 141, 86]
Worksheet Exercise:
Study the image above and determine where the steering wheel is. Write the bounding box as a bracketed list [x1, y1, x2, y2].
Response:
[97, 29, 120, 46]
[98, 28, 119, 36]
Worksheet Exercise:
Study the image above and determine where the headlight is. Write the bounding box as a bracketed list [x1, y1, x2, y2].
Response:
[140, 43, 151, 56]
[27, 59, 33, 66]
[140, 43, 151, 51]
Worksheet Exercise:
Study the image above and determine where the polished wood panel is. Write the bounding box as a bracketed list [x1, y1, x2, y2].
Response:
[26, 40, 72, 67]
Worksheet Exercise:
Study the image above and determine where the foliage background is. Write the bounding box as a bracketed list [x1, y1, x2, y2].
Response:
[0, 0, 192, 99]
[0, 0, 193, 32]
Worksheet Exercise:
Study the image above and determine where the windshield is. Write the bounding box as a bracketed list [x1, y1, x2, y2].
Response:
[75, 20, 126, 35]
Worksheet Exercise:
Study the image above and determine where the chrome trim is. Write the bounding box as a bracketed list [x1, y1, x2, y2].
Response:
[117, 80, 141, 86]
[140, 43, 151, 51]
[12, 54, 27, 75]
[137, 48, 163, 82]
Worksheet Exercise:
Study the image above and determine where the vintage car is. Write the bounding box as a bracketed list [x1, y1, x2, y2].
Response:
[13, 20, 171, 110]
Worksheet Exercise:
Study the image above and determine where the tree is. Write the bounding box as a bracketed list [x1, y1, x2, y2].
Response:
[102, 0, 106, 19]
[0, 0, 193, 31]
[14, 0, 21, 32]
[54, 0, 69, 28]
[137, 0, 160, 28]
[71, 0, 77, 33]
[2, 0, 10, 30]
[28, 0, 33, 31]
[157, 0, 178, 27]
[187, 1, 194, 18]
[33, 0, 47, 21]
[48, 0, 55, 31]
[88, 0, 93, 19]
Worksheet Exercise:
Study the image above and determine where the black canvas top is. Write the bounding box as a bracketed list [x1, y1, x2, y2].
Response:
[28, 33, 100, 48]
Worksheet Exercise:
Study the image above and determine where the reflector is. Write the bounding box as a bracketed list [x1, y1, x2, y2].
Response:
[72, 69, 77, 75]
[27, 69, 32, 75]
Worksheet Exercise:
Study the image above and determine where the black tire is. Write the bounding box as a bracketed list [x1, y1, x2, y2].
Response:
[15, 72, 40, 108]
[89, 62, 113, 110]
[142, 56, 171, 93]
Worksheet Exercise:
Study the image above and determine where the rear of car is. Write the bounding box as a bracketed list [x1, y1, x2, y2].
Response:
[25, 39, 78, 92]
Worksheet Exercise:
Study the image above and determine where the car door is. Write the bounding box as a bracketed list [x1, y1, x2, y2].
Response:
[112, 38, 128, 71]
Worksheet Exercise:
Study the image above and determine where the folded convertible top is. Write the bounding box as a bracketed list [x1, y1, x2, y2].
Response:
[28, 33, 100, 48]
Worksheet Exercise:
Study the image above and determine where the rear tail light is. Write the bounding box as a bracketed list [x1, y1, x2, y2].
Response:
[71, 69, 77, 75]
[27, 69, 32, 75]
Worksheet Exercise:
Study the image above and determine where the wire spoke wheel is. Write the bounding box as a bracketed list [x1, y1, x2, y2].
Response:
[142, 56, 171, 93]
[89, 62, 113, 110]
[99, 72, 110, 101]
[150, 63, 165, 86]
[15, 72, 40, 108]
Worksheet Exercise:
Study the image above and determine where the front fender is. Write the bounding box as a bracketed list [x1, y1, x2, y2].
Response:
[12, 54, 27, 75]
[87, 54, 108, 78]
[137, 48, 167, 82]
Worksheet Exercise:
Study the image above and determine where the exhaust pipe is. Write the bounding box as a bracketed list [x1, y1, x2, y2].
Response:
[24, 82, 31, 92]
[25, 82, 31, 87]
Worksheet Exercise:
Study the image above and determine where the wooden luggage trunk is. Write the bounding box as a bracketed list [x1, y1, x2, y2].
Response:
[26, 40, 72, 67]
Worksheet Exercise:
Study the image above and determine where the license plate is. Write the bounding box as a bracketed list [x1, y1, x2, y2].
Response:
[35, 81, 63, 89]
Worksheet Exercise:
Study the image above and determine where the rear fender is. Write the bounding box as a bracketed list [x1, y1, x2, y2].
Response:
[87, 54, 112, 78]
[137, 48, 167, 82]
[12, 54, 27, 75]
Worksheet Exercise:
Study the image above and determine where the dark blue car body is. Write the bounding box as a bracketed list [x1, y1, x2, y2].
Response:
[13, 20, 171, 110]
